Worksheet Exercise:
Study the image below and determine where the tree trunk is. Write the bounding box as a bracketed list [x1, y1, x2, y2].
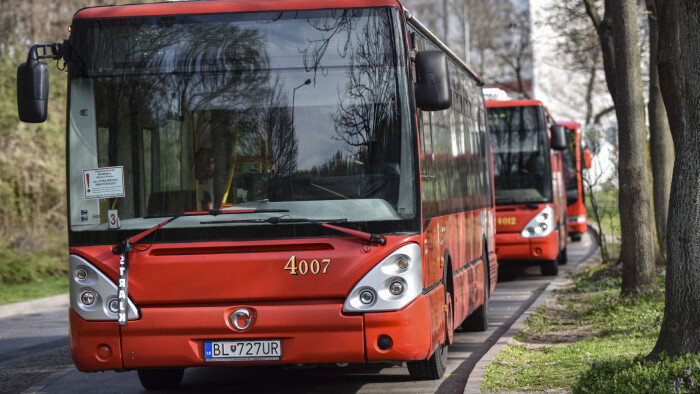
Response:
[611, 0, 656, 295]
[655, 0, 683, 146]
[649, 0, 700, 358]
[646, 0, 675, 258]
[583, 0, 617, 106]
[584, 52, 599, 125]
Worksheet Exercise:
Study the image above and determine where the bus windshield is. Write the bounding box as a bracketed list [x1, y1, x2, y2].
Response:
[488, 106, 552, 205]
[66, 8, 417, 239]
[563, 128, 579, 204]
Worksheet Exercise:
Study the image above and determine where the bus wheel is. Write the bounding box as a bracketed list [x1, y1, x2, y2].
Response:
[541, 259, 559, 276]
[462, 256, 490, 332]
[137, 368, 184, 390]
[571, 234, 582, 242]
[558, 247, 568, 265]
[407, 341, 448, 380]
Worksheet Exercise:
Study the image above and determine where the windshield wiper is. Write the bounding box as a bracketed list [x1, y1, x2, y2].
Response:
[202, 215, 387, 246]
[110, 208, 287, 326]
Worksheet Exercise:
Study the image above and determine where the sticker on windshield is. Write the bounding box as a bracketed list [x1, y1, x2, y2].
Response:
[83, 166, 125, 200]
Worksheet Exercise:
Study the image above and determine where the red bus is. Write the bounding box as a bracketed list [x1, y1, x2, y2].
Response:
[17, 0, 496, 388]
[486, 100, 568, 276]
[558, 121, 591, 242]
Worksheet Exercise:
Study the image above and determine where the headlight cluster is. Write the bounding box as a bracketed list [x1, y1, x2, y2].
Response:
[69, 254, 139, 321]
[521, 206, 556, 238]
[567, 215, 586, 224]
[343, 243, 422, 312]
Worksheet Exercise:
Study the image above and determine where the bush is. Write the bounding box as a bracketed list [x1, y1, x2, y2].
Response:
[573, 353, 700, 393]
[0, 246, 67, 284]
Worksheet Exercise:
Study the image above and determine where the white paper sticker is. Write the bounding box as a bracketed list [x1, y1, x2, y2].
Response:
[83, 166, 125, 200]
[108, 210, 120, 229]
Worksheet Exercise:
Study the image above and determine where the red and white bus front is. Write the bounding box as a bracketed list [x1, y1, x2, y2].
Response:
[486, 101, 568, 276]
[64, 2, 438, 386]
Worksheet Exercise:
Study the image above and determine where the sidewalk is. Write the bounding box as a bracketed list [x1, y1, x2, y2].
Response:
[0, 293, 69, 319]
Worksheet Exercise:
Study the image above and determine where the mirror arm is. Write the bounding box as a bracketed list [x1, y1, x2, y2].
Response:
[26, 42, 68, 64]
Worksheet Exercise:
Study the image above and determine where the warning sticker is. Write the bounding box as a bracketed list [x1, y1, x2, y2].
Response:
[83, 166, 125, 200]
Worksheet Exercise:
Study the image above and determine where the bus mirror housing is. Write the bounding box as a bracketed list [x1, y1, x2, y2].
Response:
[550, 125, 567, 151]
[17, 43, 65, 123]
[17, 58, 50, 123]
[583, 149, 592, 169]
[414, 51, 452, 111]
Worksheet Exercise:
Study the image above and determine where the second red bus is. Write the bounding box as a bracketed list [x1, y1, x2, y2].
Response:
[486, 99, 568, 276]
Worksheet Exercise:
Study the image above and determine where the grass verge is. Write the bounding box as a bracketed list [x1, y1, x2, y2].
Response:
[0, 230, 68, 305]
[0, 275, 67, 305]
[481, 262, 668, 392]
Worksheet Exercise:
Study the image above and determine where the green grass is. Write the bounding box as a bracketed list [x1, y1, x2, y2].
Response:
[0, 230, 68, 305]
[0, 246, 68, 285]
[573, 353, 700, 393]
[586, 188, 620, 263]
[481, 264, 666, 392]
[0, 275, 68, 305]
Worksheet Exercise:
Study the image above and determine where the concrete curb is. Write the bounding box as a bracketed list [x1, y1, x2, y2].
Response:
[0, 293, 68, 320]
[463, 231, 601, 394]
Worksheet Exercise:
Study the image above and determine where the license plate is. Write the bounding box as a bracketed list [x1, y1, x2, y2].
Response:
[204, 340, 281, 362]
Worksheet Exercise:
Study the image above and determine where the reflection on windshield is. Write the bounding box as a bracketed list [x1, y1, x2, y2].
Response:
[67, 8, 416, 234]
[488, 106, 552, 204]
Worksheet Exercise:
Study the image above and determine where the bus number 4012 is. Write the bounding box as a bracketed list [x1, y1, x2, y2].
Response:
[284, 256, 331, 275]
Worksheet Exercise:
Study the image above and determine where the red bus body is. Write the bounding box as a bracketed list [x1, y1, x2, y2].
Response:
[41, 0, 499, 384]
[558, 121, 588, 240]
[486, 100, 567, 274]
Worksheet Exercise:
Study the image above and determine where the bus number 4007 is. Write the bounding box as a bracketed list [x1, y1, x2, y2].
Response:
[284, 256, 331, 275]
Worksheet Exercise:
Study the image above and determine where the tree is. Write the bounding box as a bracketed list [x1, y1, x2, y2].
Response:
[649, 0, 700, 358]
[645, 0, 674, 257]
[542, 0, 615, 126]
[467, 0, 533, 98]
[582, 0, 656, 295]
[655, 0, 683, 145]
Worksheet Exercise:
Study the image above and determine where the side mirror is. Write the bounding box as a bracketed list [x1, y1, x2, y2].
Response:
[550, 125, 567, 151]
[414, 51, 451, 111]
[17, 43, 64, 123]
[583, 149, 592, 169]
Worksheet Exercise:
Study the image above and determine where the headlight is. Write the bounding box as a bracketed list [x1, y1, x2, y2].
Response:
[521, 206, 556, 238]
[567, 215, 586, 224]
[343, 243, 422, 312]
[69, 254, 139, 321]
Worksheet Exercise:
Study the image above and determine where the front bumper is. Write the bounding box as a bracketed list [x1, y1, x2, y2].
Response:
[568, 222, 587, 235]
[495, 231, 559, 262]
[69, 293, 433, 371]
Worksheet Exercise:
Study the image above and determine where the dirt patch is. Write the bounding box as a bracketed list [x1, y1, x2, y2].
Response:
[522, 324, 599, 345]
[517, 289, 600, 345]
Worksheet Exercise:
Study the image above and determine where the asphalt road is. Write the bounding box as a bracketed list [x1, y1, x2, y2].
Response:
[1, 232, 597, 394]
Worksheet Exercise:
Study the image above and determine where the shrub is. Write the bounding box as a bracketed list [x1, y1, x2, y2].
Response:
[0, 247, 67, 284]
[573, 353, 700, 393]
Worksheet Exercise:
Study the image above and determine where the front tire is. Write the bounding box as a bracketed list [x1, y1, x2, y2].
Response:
[558, 246, 568, 265]
[571, 234, 582, 242]
[541, 258, 559, 276]
[137, 368, 184, 391]
[407, 342, 448, 380]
